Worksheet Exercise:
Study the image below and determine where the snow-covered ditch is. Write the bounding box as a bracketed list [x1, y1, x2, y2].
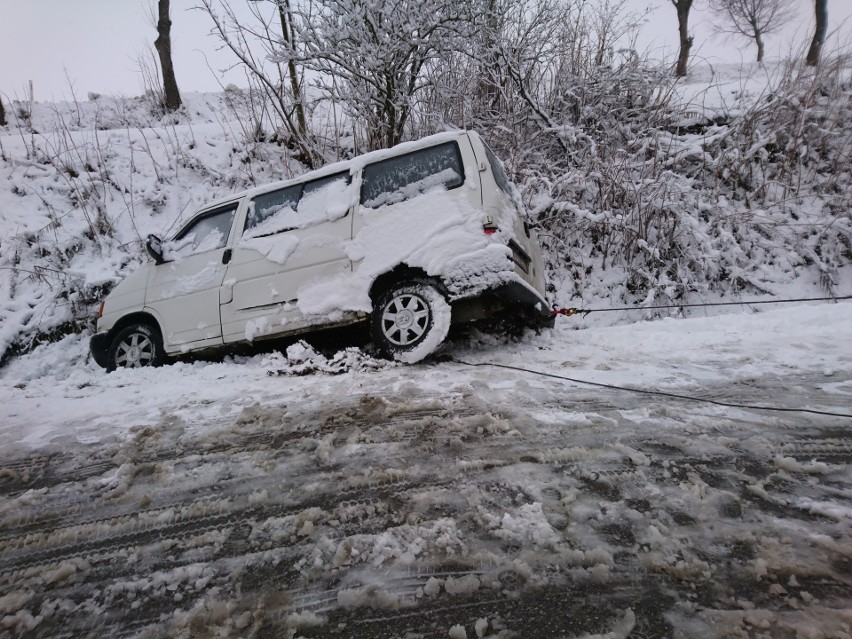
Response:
[0, 303, 850, 637]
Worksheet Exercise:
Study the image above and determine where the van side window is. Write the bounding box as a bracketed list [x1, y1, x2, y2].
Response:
[245, 185, 301, 237]
[167, 205, 237, 259]
[297, 172, 351, 225]
[244, 172, 351, 238]
[360, 142, 464, 209]
[482, 143, 513, 197]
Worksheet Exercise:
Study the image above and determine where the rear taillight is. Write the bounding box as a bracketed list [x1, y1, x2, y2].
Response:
[97, 301, 105, 320]
[483, 214, 498, 235]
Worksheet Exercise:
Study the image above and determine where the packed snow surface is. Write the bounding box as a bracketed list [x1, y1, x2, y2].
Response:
[0, 302, 850, 637]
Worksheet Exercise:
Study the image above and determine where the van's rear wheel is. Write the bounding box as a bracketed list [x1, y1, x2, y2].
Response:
[106, 322, 166, 372]
[371, 281, 451, 363]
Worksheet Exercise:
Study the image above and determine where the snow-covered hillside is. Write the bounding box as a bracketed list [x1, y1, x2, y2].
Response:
[1, 60, 850, 372]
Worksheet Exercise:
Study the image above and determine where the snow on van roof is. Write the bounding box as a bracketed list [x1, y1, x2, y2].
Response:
[198, 130, 472, 212]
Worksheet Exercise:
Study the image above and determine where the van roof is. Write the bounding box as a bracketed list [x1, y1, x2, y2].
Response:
[198, 130, 475, 213]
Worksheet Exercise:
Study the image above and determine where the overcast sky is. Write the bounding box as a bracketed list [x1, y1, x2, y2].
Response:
[0, 0, 849, 101]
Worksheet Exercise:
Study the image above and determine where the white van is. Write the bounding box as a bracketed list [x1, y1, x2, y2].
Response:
[90, 131, 552, 370]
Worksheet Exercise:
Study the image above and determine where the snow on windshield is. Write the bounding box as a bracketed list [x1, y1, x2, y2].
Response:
[298, 175, 351, 224]
[243, 175, 352, 240]
[162, 234, 197, 260]
[242, 203, 299, 239]
[163, 227, 226, 260]
[163, 208, 236, 260]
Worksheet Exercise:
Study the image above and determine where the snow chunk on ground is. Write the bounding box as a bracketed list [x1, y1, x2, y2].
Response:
[773, 456, 835, 474]
[448, 623, 468, 639]
[263, 341, 392, 376]
[489, 503, 560, 548]
[337, 585, 400, 611]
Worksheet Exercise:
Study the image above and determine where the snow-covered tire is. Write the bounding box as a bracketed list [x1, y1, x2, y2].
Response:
[371, 280, 451, 364]
[106, 322, 166, 372]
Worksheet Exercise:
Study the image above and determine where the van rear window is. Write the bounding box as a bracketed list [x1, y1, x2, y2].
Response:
[360, 142, 464, 209]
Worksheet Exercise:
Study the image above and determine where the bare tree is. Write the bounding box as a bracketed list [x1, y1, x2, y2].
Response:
[420, 0, 660, 170]
[671, 0, 694, 77]
[283, 0, 474, 151]
[709, 0, 797, 63]
[805, 0, 828, 66]
[0, 95, 6, 126]
[153, 0, 182, 112]
[267, 0, 307, 141]
[197, 0, 317, 167]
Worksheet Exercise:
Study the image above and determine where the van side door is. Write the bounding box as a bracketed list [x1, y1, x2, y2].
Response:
[352, 138, 483, 280]
[219, 172, 354, 343]
[144, 203, 239, 351]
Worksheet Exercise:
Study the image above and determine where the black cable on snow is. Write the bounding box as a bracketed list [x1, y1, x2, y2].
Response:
[451, 359, 852, 420]
[551, 295, 852, 317]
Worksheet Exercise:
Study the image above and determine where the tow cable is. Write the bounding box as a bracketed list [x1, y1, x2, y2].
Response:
[452, 293, 852, 419]
[551, 306, 590, 318]
[551, 294, 852, 318]
[451, 358, 851, 419]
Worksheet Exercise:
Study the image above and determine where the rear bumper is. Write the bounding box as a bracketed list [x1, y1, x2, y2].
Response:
[90, 331, 111, 369]
[493, 281, 554, 327]
[451, 278, 554, 328]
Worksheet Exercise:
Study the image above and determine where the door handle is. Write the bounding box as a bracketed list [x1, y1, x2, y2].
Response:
[222, 248, 232, 265]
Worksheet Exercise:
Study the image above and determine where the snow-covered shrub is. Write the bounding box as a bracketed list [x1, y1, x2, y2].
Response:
[523, 57, 852, 305]
[414, 1, 850, 307]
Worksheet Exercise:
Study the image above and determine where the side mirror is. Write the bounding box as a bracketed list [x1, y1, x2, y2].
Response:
[146, 234, 165, 264]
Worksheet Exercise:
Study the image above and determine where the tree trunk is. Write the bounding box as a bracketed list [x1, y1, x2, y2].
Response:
[673, 0, 694, 77]
[805, 0, 828, 67]
[276, 0, 307, 140]
[154, 0, 182, 112]
[0, 96, 6, 127]
[755, 30, 765, 64]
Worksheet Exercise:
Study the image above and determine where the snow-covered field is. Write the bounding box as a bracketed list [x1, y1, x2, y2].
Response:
[1, 303, 850, 638]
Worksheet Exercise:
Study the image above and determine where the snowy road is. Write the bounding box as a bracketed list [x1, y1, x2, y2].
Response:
[1, 305, 851, 638]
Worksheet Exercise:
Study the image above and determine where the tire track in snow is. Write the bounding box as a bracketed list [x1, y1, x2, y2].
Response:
[1, 378, 849, 638]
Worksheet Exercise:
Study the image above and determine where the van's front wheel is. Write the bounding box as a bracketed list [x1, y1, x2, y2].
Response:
[106, 322, 166, 372]
[371, 281, 451, 363]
